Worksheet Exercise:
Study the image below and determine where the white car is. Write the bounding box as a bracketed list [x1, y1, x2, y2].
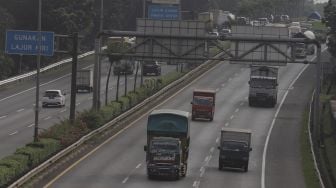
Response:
[42, 90, 66, 107]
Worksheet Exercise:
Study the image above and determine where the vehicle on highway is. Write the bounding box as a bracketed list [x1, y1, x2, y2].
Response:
[142, 61, 161, 76]
[293, 43, 307, 58]
[144, 109, 190, 180]
[219, 28, 231, 36]
[237, 17, 248, 25]
[76, 69, 93, 93]
[113, 59, 134, 75]
[251, 20, 262, 27]
[42, 90, 66, 107]
[217, 128, 252, 172]
[191, 89, 216, 121]
[248, 66, 278, 107]
[257, 18, 269, 26]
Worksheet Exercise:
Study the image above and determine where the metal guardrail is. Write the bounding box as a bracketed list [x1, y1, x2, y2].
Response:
[9, 52, 223, 188]
[0, 46, 108, 87]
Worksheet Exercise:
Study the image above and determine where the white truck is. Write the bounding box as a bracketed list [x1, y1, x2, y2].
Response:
[248, 66, 278, 107]
[76, 69, 93, 93]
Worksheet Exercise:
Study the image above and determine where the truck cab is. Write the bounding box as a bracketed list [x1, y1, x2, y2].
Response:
[144, 109, 190, 180]
[217, 128, 252, 172]
[145, 137, 182, 179]
[191, 89, 216, 121]
[113, 59, 134, 75]
[248, 66, 278, 107]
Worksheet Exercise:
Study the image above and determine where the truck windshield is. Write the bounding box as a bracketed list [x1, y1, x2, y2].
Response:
[148, 114, 188, 133]
[193, 96, 213, 106]
[150, 141, 179, 152]
[221, 141, 248, 151]
[250, 79, 277, 88]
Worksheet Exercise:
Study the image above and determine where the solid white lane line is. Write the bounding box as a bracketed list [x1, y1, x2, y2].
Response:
[0, 73, 71, 102]
[44, 60, 225, 187]
[0, 115, 7, 119]
[261, 64, 308, 188]
[9, 131, 18, 136]
[28, 124, 34, 128]
[17, 108, 25, 112]
[44, 116, 51, 120]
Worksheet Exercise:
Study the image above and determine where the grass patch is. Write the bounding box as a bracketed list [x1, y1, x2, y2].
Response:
[322, 104, 336, 183]
[301, 109, 321, 188]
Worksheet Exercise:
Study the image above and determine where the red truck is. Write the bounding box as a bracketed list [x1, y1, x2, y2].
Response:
[191, 89, 216, 121]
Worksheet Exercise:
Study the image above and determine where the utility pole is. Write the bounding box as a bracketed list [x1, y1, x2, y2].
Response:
[34, 0, 42, 142]
[93, 0, 104, 111]
[69, 33, 78, 123]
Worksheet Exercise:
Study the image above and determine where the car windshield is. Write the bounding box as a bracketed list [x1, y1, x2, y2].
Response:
[44, 91, 60, 97]
[193, 96, 213, 106]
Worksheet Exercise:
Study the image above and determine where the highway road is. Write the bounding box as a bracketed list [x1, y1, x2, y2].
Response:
[0, 56, 177, 158]
[40, 50, 323, 188]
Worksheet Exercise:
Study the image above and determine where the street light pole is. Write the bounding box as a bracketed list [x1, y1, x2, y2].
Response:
[34, 0, 42, 142]
[93, 0, 104, 111]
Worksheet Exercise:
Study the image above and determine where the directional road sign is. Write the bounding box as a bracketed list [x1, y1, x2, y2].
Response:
[5, 30, 54, 56]
[148, 4, 179, 20]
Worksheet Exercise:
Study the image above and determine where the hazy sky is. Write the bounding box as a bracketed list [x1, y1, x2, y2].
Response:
[314, 0, 328, 3]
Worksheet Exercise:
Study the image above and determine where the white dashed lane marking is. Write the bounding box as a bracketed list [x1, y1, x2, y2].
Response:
[16, 108, 24, 112]
[9, 131, 18, 136]
[235, 108, 239, 113]
[28, 124, 34, 128]
[0, 115, 7, 119]
[44, 116, 51, 120]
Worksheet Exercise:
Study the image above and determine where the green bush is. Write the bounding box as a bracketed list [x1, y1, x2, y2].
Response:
[15, 146, 46, 167]
[99, 105, 115, 122]
[0, 154, 29, 180]
[118, 96, 130, 111]
[0, 166, 14, 188]
[81, 110, 104, 130]
[110, 101, 122, 116]
[135, 86, 148, 101]
[127, 92, 138, 106]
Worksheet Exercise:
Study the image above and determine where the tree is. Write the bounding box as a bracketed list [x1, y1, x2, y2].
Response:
[324, 0, 336, 57]
[0, 53, 15, 80]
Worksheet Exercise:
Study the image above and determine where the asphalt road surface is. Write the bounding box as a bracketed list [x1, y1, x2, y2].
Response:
[0, 56, 177, 158]
[42, 49, 324, 188]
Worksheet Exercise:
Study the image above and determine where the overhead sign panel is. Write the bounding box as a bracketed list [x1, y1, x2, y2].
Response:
[230, 25, 290, 66]
[135, 18, 206, 64]
[152, 0, 180, 4]
[5, 30, 54, 56]
[148, 4, 179, 20]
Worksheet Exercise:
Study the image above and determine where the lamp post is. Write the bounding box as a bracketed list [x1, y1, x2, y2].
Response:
[34, 0, 42, 142]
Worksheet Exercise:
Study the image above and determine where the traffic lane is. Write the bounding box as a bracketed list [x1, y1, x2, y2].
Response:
[190, 63, 307, 188]
[0, 64, 179, 158]
[45, 62, 251, 188]
[265, 66, 316, 187]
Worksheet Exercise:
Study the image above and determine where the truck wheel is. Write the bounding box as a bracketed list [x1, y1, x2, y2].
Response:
[218, 162, 223, 170]
[191, 116, 196, 121]
[243, 165, 248, 172]
[181, 164, 187, 177]
[248, 100, 253, 107]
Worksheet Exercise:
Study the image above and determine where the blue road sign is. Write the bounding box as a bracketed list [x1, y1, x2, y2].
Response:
[5, 30, 54, 56]
[148, 4, 179, 20]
